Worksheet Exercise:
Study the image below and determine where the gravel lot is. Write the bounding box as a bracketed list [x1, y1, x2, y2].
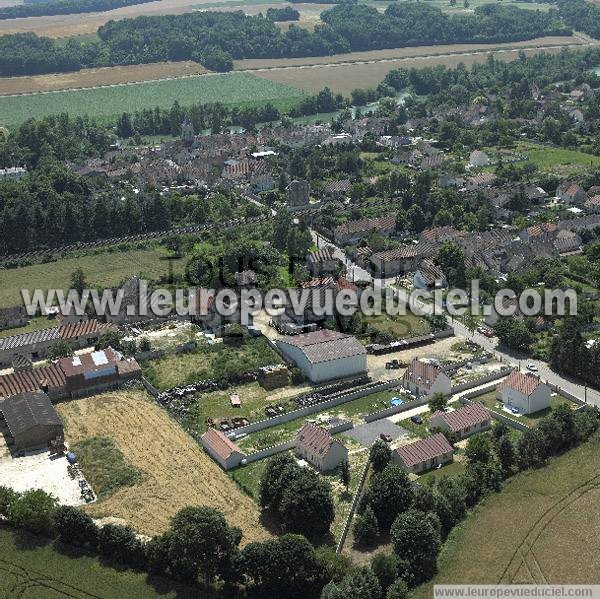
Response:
[0, 450, 88, 505]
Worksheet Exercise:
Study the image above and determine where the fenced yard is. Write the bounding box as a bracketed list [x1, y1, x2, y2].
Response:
[141, 337, 281, 390]
[474, 390, 578, 427]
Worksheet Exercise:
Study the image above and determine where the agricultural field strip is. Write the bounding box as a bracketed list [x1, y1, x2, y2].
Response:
[499, 473, 600, 584]
[0, 36, 588, 98]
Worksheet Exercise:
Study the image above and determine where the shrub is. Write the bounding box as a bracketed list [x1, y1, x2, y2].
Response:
[353, 505, 379, 547]
[10, 489, 57, 536]
[97, 524, 146, 570]
[54, 505, 98, 548]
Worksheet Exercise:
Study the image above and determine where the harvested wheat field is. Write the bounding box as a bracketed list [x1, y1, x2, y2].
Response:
[253, 44, 583, 95]
[413, 432, 600, 598]
[56, 390, 269, 543]
[0, 61, 206, 96]
[235, 36, 584, 71]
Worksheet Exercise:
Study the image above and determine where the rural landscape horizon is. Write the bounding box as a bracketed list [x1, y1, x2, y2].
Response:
[1, 0, 600, 598]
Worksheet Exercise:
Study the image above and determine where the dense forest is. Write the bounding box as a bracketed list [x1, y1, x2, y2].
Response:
[556, 0, 600, 40]
[0, 3, 571, 77]
[382, 46, 600, 98]
[0, 0, 153, 20]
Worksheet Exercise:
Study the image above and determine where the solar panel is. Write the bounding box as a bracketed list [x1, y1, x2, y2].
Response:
[91, 351, 109, 366]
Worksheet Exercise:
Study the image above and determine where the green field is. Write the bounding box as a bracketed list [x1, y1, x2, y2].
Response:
[414, 432, 600, 595]
[72, 436, 145, 500]
[0, 526, 200, 599]
[0, 246, 182, 309]
[0, 73, 307, 127]
[520, 143, 600, 171]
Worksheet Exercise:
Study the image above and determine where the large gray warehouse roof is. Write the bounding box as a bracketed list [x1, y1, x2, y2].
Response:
[0, 391, 62, 436]
[277, 329, 366, 365]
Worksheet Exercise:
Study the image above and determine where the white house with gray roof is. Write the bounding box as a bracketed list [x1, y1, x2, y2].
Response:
[275, 329, 367, 383]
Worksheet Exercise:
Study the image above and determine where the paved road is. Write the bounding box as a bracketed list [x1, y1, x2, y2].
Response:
[315, 232, 600, 407]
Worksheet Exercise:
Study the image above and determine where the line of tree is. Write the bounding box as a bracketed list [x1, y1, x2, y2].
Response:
[265, 6, 300, 22]
[115, 87, 346, 138]
[0, 3, 572, 77]
[0, 0, 154, 20]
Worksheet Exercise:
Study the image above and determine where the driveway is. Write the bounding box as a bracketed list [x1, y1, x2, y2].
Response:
[346, 419, 409, 447]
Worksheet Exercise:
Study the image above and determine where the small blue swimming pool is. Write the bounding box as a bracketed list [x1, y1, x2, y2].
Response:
[390, 397, 405, 407]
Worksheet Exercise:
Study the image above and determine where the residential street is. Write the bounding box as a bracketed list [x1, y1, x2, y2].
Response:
[314, 231, 600, 407]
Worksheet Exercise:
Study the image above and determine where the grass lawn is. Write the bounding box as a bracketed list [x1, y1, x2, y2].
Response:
[0, 72, 307, 127]
[417, 459, 467, 486]
[0, 245, 183, 309]
[0, 315, 55, 339]
[396, 410, 431, 438]
[230, 457, 271, 500]
[236, 389, 403, 452]
[519, 143, 600, 171]
[141, 337, 281, 391]
[71, 436, 145, 500]
[475, 390, 577, 427]
[413, 432, 600, 595]
[0, 526, 200, 598]
[362, 313, 430, 340]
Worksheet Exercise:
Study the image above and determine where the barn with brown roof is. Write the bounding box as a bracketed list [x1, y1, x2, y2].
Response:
[295, 423, 348, 471]
[496, 370, 551, 415]
[201, 427, 246, 470]
[428, 402, 491, 439]
[0, 391, 63, 450]
[392, 433, 454, 474]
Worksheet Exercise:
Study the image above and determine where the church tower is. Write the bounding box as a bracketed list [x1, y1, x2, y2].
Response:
[181, 116, 194, 145]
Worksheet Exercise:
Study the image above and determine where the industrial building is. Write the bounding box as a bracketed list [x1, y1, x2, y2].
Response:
[276, 329, 367, 383]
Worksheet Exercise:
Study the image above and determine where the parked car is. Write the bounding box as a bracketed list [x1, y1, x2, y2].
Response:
[380, 433, 392, 443]
[526, 363, 538, 372]
[410, 415, 423, 425]
[482, 329, 495, 338]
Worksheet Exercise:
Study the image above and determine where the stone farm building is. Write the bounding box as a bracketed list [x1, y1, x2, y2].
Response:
[496, 371, 551, 415]
[295, 422, 348, 471]
[0, 391, 63, 451]
[392, 433, 454, 474]
[402, 358, 451, 397]
[0, 348, 141, 401]
[276, 329, 367, 383]
[428, 402, 491, 439]
[201, 427, 246, 470]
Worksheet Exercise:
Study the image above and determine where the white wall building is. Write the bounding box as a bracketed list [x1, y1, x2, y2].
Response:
[276, 329, 367, 383]
[496, 371, 551, 415]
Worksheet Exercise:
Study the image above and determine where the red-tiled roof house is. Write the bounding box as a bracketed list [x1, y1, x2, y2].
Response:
[496, 371, 551, 415]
